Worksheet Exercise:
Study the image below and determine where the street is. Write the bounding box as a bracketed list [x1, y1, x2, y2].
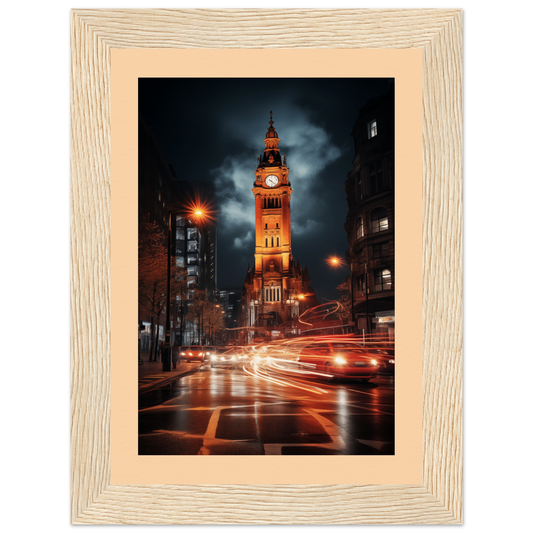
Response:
[139, 360, 394, 455]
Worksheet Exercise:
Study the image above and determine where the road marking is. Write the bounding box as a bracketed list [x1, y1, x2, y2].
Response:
[197, 402, 289, 455]
[227, 413, 309, 416]
[263, 408, 346, 455]
[356, 439, 393, 451]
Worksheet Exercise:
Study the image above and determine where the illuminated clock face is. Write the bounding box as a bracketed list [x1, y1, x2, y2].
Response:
[265, 175, 279, 188]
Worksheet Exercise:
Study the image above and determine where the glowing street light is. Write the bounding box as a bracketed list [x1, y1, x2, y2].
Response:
[326, 254, 358, 334]
[162, 202, 212, 371]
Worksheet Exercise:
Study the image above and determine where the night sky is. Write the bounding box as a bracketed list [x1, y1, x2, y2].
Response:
[139, 78, 391, 301]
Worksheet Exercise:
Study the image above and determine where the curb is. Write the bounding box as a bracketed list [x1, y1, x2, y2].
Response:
[138, 364, 203, 394]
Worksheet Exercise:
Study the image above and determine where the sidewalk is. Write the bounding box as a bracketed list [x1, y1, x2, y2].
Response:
[138, 356, 203, 394]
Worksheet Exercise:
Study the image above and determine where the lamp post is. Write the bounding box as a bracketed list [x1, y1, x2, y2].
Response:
[163, 211, 173, 371]
[163, 206, 206, 371]
[364, 261, 370, 336]
[327, 255, 356, 334]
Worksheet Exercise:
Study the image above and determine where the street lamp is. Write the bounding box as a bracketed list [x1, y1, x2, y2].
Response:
[327, 255, 356, 334]
[163, 205, 206, 372]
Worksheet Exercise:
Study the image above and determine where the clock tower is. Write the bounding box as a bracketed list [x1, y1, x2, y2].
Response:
[241, 112, 316, 334]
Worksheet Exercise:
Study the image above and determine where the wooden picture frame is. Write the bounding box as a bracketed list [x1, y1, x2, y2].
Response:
[71, 9, 462, 524]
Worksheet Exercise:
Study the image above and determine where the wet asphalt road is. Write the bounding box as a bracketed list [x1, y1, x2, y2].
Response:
[138, 362, 394, 455]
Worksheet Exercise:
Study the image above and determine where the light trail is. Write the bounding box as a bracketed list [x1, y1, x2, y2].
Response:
[242, 360, 328, 395]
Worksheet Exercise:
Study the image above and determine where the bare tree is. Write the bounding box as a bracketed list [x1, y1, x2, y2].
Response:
[138, 218, 167, 361]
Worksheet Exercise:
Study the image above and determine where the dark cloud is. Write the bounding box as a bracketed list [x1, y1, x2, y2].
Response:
[139, 78, 391, 300]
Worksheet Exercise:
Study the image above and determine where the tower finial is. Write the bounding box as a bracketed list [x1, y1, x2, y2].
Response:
[269, 110, 274, 127]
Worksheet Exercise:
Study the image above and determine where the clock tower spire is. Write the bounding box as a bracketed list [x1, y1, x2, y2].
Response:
[240, 113, 316, 336]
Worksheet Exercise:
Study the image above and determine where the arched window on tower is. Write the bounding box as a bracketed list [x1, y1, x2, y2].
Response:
[271, 236, 274, 247]
[265, 237, 268, 247]
[277, 237, 280, 247]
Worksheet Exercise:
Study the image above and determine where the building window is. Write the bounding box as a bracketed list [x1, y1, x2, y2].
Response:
[265, 286, 281, 302]
[368, 160, 384, 196]
[356, 172, 362, 200]
[276, 222, 279, 228]
[276, 237, 280, 247]
[374, 268, 392, 291]
[371, 208, 388, 233]
[271, 236, 274, 247]
[368, 120, 377, 139]
[265, 237, 268, 247]
[187, 241, 198, 252]
[373, 242, 390, 258]
[265, 223, 268, 229]
[357, 275, 366, 293]
[356, 249, 364, 264]
[356, 216, 364, 240]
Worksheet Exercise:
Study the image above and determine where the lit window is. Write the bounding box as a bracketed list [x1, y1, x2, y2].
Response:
[265, 286, 281, 302]
[374, 268, 392, 292]
[356, 217, 364, 240]
[368, 120, 377, 139]
[371, 208, 388, 233]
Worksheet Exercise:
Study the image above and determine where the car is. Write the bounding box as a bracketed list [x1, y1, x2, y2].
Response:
[297, 341, 380, 382]
[202, 347, 217, 361]
[364, 346, 395, 374]
[179, 346, 206, 362]
[210, 352, 238, 368]
[210, 347, 250, 368]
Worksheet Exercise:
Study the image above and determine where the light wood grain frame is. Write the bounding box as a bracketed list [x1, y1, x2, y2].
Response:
[71, 9, 462, 524]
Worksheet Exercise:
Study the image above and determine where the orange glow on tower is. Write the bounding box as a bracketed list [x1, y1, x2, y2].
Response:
[241, 112, 316, 329]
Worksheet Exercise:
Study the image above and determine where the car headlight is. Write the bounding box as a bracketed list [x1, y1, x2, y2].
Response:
[389, 359, 395, 364]
[206, 352, 211, 355]
[211, 355, 217, 360]
[371, 359, 378, 366]
[188, 352, 192, 355]
[180, 352, 185, 355]
[334, 356, 347, 365]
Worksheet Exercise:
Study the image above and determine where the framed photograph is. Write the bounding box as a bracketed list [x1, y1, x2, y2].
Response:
[71, 9, 462, 524]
